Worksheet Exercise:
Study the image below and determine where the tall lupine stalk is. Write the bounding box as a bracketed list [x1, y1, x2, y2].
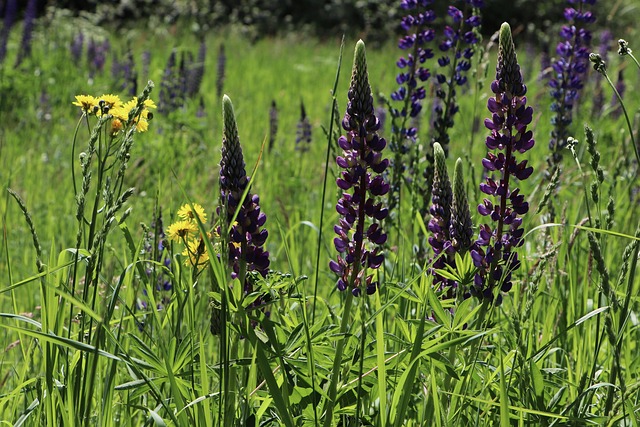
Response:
[430, 0, 483, 166]
[218, 95, 270, 331]
[325, 39, 389, 427]
[70, 31, 84, 62]
[14, 0, 37, 67]
[387, 0, 435, 213]
[187, 40, 206, 98]
[0, 0, 17, 64]
[87, 38, 110, 78]
[548, 0, 596, 168]
[428, 143, 473, 296]
[295, 99, 312, 151]
[112, 49, 138, 96]
[216, 43, 226, 99]
[470, 23, 534, 305]
[158, 49, 179, 114]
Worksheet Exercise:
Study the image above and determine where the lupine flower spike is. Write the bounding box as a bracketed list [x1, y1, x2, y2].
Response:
[218, 95, 270, 331]
[387, 0, 436, 213]
[329, 40, 389, 297]
[432, 0, 484, 160]
[268, 100, 278, 153]
[470, 23, 534, 304]
[295, 100, 312, 151]
[216, 44, 226, 99]
[548, 0, 595, 167]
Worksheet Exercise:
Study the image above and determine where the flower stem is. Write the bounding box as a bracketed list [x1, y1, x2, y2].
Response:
[323, 290, 355, 427]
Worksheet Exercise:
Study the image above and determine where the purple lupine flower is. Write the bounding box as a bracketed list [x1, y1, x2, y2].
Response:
[219, 95, 270, 321]
[187, 40, 206, 98]
[158, 49, 179, 114]
[216, 43, 226, 99]
[428, 142, 455, 289]
[591, 30, 613, 114]
[470, 23, 534, 305]
[295, 100, 312, 151]
[70, 31, 84, 62]
[387, 0, 435, 212]
[14, 0, 37, 67]
[112, 49, 138, 96]
[0, 0, 18, 64]
[87, 38, 110, 78]
[268, 100, 278, 153]
[431, 0, 484, 160]
[548, 0, 596, 167]
[141, 50, 151, 80]
[428, 144, 473, 297]
[330, 40, 389, 297]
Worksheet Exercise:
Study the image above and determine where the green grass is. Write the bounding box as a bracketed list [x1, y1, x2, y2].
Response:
[1, 8, 640, 427]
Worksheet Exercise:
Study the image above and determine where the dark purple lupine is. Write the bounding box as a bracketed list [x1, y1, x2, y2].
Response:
[14, 0, 37, 67]
[428, 143, 473, 297]
[0, 0, 17, 64]
[431, 0, 484, 159]
[141, 50, 151, 80]
[216, 43, 226, 99]
[87, 38, 110, 78]
[268, 100, 278, 153]
[548, 0, 596, 167]
[187, 40, 206, 98]
[428, 142, 455, 289]
[158, 49, 179, 114]
[387, 0, 435, 212]
[219, 95, 270, 302]
[295, 100, 312, 151]
[70, 31, 84, 62]
[470, 23, 534, 305]
[330, 40, 389, 297]
[112, 49, 138, 96]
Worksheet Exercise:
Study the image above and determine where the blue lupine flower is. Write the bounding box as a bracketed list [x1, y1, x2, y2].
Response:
[14, 0, 37, 67]
[0, 0, 18, 63]
[470, 23, 534, 305]
[548, 0, 596, 166]
[330, 40, 389, 297]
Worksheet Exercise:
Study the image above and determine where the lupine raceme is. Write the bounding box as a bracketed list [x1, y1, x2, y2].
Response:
[216, 95, 270, 332]
[329, 40, 389, 297]
[470, 23, 534, 305]
[548, 0, 596, 167]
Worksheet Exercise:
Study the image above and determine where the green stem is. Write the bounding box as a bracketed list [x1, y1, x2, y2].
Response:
[323, 290, 354, 427]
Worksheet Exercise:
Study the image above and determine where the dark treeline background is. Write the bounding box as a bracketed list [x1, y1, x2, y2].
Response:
[1, 0, 633, 45]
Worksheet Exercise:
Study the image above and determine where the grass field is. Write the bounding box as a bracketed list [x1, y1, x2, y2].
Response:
[1, 5, 640, 426]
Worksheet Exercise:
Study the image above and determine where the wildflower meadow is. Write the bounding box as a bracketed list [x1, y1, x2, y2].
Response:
[2, 1, 640, 425]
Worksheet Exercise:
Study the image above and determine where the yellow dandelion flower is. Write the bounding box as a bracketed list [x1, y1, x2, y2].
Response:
[109, 106, 130, 122]
[72, 95, 98, 114]
[167, 220, 197, 241]
[182, 238, 210, 267]
[177, 203, 207, 223]
[99, 94, 123, 109]
[144, 98, 157, 109]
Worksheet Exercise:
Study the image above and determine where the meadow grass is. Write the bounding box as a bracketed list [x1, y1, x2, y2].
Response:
[0, 9, 640, 427]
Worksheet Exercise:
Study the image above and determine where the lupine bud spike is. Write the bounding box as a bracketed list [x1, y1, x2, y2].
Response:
[451, 158, 474, 253]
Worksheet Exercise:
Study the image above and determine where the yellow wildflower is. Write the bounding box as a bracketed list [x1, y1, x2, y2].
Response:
[99, 94, 123, 109]
[72, 95, 98, 114]
[110, 119, 124, 136]
[167, 220, 197, 241]
[134, 118, 149, 133]
[182, 238, 210, 267]
[177, 203, 207, 223]
[109, 106, 130, 122]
